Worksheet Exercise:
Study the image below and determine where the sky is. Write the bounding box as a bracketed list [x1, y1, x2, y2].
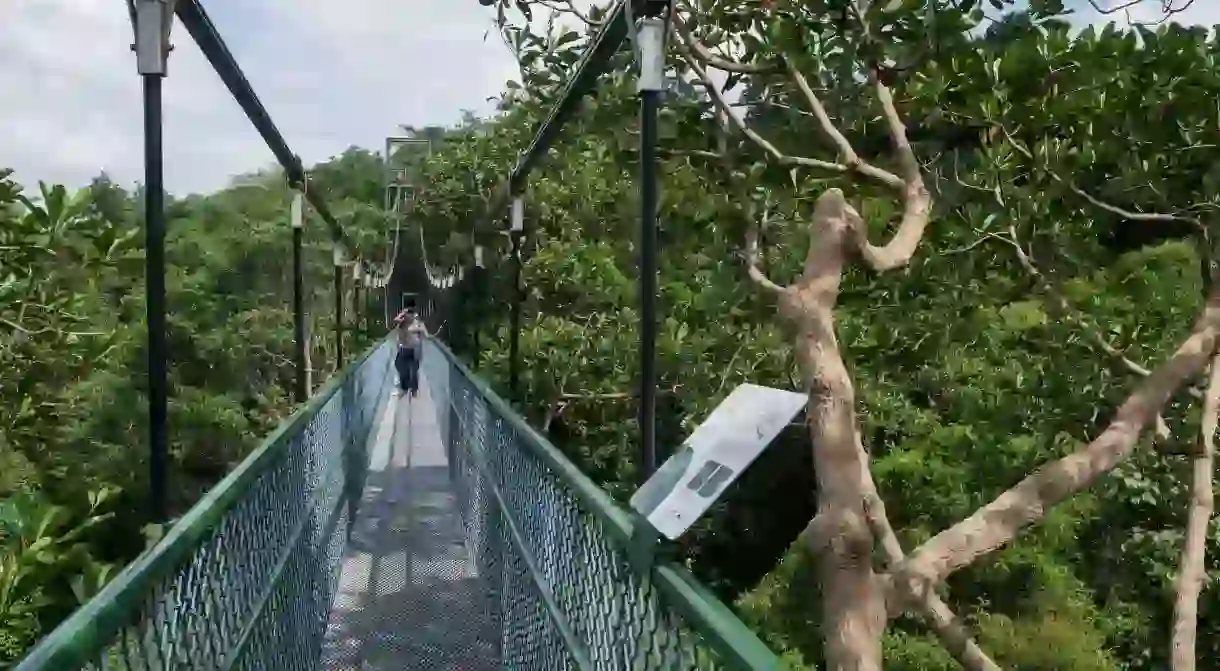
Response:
[0, 0, 1215, 197]
[0, 0, 520, 196]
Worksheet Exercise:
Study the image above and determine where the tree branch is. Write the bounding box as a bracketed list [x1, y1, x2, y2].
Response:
[558, 386, 682, 401]
[1000, 221, 1205, 412]
[1001, 126, 1204, 232]
[784, 60, 904, 189]
[680, 35, 932, 276]
[1003, 226, 1152, 379]
[888, 291, 1220, 609]
[855, 436, 1003, 671]
[1171, 351, 1220, 671]
[536, 0, 604, 26]
[745, 222, 786, 294]
[672, 11, 773, 74]
[1086, 0, 1197, 26]
[846, 71, 933, 272]
[677, 41, 849, 174]
[542, 399, 568, 432]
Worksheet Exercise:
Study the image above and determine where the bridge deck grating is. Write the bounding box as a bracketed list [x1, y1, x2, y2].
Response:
[320, 375, 500, 671]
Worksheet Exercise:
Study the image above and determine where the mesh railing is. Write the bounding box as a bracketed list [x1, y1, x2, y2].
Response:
[16, 338, 396, 671]
[20, 333, 781, 670]
[422, 339, 782, 671]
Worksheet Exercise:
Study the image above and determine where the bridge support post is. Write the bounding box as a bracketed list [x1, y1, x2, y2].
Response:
[473, 244, 485, 367]
[636, 12, 669, 482]
[291, 188, 309, 401]
[508, 196, 524, 403]
[129, 0, 179, 524]
[353, 264, 364, 341]
[333, 245, 345, 370]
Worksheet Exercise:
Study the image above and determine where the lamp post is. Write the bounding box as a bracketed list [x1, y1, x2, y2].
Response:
[128, 0, 178, 525]
[353, 262, 364, 337]
[291, 188, 309, 401]
[634, 5, 671, 482]
[333, 244, 345, 370]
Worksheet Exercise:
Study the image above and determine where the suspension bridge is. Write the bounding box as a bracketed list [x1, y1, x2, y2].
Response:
[14, 0, 784, 669]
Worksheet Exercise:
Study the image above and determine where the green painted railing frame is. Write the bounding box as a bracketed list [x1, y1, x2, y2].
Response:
[16, 337, 393, 670]
[430, 339, 783, 670]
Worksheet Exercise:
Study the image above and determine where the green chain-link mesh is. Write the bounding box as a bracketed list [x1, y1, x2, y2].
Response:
[422, 340, 781, 671]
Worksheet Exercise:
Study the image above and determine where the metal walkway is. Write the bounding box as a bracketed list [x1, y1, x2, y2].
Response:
[321, 376, 500, 671]
[16, 339, 782, 670]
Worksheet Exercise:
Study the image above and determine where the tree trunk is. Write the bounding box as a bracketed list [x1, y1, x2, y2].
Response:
[780, 190, 885, 670]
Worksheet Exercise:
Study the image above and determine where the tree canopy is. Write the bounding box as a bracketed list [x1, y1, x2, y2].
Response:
[0, 148, 388, 665]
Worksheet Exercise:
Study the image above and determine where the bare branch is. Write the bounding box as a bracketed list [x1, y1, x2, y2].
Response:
[745, 222, 786, 294]
[542, 400, 568, 432]
[536, 0, 604, 26]
[997, 202, 1207, 410]
[1088, 0, 1160, 14]
[1002, 225, 1153, 379]
[850, 74, 933, 272]
[713, 340, 751, 400]
[784, 61, 904, 190]
[999, 223, 1187, 438]
[657, 147, 726, 161]
[1171, 352, 1220, 671]
[676, 37, 849, 174]
[557, 386, 682, 401]
[1086, 0, 1196, 25]
[680, 34, 932, 277]
[889, 292, 1220, 607]
[1001, 127, 1204, 232]
[672, 11, 772, 74]
[855, 438, 1003, 671]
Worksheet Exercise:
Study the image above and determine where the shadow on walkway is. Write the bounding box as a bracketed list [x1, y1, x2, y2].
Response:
[320, 377, 501, 671]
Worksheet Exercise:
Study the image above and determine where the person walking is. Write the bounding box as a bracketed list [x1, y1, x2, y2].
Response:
[393, 308, 427, 397]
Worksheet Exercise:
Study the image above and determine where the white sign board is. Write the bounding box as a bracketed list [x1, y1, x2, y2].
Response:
[629, 384, 807, 540]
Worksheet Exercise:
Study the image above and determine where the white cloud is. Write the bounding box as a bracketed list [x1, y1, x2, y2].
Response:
[0, 0, 518, 195]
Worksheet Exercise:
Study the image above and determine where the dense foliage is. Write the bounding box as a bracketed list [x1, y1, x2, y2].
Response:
[0, 148, 388, 666]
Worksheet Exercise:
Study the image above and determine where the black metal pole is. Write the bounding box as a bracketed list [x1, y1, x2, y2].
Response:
[334, 259, 344, 370]
[508, 231, 523, 402]
[143, 74, 169, 523]
[471, 263, 482, 366]
[291, 218, 307, 402]
[638, 87, 660, 481]
[354, 278, 363, 338]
